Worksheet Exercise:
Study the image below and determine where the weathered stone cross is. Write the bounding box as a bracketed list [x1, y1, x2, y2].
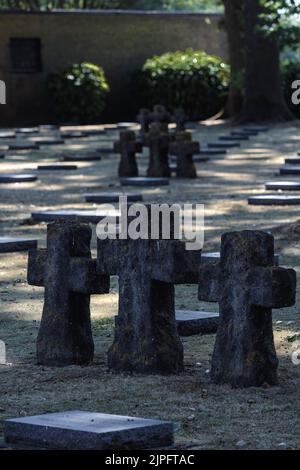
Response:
[198, 230, 296, 387]
[97, 206, 201, 374]
[137, 108, 151, 135]
[28, 221, 110, 366]
[150, 104, 171, 125]
[114, 130, 142, 177]
[170, 131, 199, 178]
[144, 122, 171, 177]
[172, 108, 188, 132]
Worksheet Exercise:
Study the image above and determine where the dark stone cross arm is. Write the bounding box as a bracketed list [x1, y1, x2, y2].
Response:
[28, 248, 109, 294]
[198, 262, 296, 308]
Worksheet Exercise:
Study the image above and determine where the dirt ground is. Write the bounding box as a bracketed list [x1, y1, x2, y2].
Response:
[0, 121, 300, 450]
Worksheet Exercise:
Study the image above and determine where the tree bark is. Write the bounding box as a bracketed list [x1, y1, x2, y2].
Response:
[236, 0, 293, 123]
[223, 0, 245, 117]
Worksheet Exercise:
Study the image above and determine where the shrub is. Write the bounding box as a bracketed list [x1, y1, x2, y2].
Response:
[133, 49, 230, 120]
[47, 62, 110, 123]
[281, 58, 300, 119]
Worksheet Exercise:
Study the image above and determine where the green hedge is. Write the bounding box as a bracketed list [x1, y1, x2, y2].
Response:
[133, 49, 230, 120]
[47, 62, 110, 123]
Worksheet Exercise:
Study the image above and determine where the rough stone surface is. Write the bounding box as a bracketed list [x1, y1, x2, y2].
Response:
[97, 207, 201, 374]
[0, 174, 38, 183]
[280, 166, 300, 175]
[176, 310, 219, 336]
[31, 209, 119, 224]
[144, 123, 171, 177]
[248, 195, 300, 205]
[0, 237, 37, 253]
[4, 411, 174, 450]
[114, 130, 142, 177]
[169, 132, 199, 178]
[201, 251, 279, 266]
[120, 177, 169, 186]
[198, 230, 296, 387]
[265, 181, 300, 191]
[27, 221, 109, 366]
[85, 192, 143, 203]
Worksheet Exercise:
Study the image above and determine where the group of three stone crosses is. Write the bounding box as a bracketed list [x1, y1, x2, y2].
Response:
[28, 203, 296, 388]
[115, 105, 198, 179]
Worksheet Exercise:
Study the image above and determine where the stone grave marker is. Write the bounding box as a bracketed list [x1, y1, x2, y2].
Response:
[0, 237, 37, 253]
[198, 230, 296, 387]
[27, 221, 110, 366]
[0, 174, 38, 183]
[208, 141, 240, 149]
[4, 411, 174, 450]
[62, 154, 101, 162]
[172, 108, 188, 132]
[114, 130, 142, 177]
[85, 192, 143, 203]
[37, 164, 78, 171]
[150, 104, 171, 125]
[248, 195, 300, 205]
[144, 123, 170, 177]
[137, 108, 152, 135]
[31, 209, 119, 224]
[16, 128, 39, 135]
[33, 138, 65, 146]
[265, 181, 300, 191]
[169, 131, 199, 178]
[280, 166, 300, 175]
[120, 177, 169, 187]
[97, 206, 200, 374]
[9, 142, 39, 150]
[176, 310, 219, 336]
[285, 158, 300, 165]
[0, 131, 15, 139]
[201, 251, 279, 266]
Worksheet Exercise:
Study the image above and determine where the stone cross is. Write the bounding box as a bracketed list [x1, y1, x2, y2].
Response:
[28, 221, 110, 366]
[114, 130, 142, 177]
[144, 122, 171, 177]
[173, 108, 188, 132]
[97, 206, 201, 374]
[137, 108, 151, 134]
[150, 104, 171, 125]
[169, 131, 199, 178]
[198, 230, 296, 387]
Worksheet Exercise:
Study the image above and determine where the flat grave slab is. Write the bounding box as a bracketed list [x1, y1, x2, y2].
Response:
[4, 410, 173, 450]
[243, 126, 269, 132]
[31, 209, 119, 224]
[231, 130, 258, 137]
[98, 147, 115, 154]
[0, 132, 15, 139]
[116, 122, 137, 129]
[207, 141, 240, 149]
[219, 135, 249, 141]
[33, 138, 65, 146]
[0, 174, 38, 183]
[62, 155, 101, 162]
[85, 192, 143, 203]
[265, 181, 300, 191]
[202, 251, 279, 266]
[60, 132, 87, 139]
[84, 129, 107, 136]
[0, 237, 38, 253]
[176, 310, 219, 336]
[248, 195, 300, 205]
[39, 124, 58, 130]
[37, 164, 78, 171]
[285, 158, 300, 165]
[16, 128, 39, 135]
[9, 143, 39, 151]
[170, 155, 209, 163]
[198, 148, 227, 156]
[120, 177, 170, 186]
[280, 166, 300, 175]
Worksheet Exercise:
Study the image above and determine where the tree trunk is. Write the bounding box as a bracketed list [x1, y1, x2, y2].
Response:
[237, 0, 293, 123]
[223, 0, 245, 117]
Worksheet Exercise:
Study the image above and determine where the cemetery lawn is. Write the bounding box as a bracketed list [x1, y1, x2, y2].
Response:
[0, 122, 300, 449]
